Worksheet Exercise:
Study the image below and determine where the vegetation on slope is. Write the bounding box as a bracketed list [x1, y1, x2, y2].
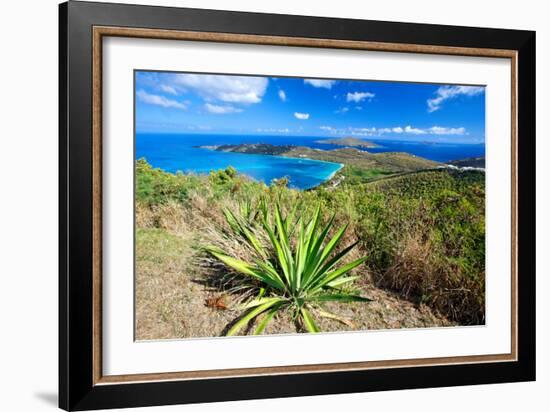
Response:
[283, 147, 440, 172]
[354, 170, 486, 323]
[136, 158, 485, 336]
[448, 156, 485, 168]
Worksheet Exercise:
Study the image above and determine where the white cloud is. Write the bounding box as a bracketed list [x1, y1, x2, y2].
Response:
[350, 127, 377, 136]
[304, 79, 337, 89]
[256, 128, 290, 133]
[294, 112, 310, 120]
[135, 72, 160, 88]
[319, 126, 376, 136]
[427, 85, 484, 112]
[428, 126, 467, 135]
[319, 124, 467, 137]
[159, 84, 178, 95]
[346, 91, 375, 103]
[204, 103, 243, 114]
[172, 74, 268, 104]
[136, 89, 188, 109]
[404, 125, 427, 135]
[184, 125, 213, 131]
[335, 107, 349, 114]
[278, 89, 287, 102]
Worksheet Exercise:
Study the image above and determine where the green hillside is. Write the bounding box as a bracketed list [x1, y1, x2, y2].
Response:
[368, 168, 485, 195]
[136, 159, 485, 335]
[197, 143, 440, 173]
[284, 147, 440, 172]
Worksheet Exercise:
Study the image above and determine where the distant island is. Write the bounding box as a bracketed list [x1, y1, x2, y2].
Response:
[448, 156, 485, 168]
[194, 143, 295, 156]
[196, 143, 440, 173]
[314, 137, 380, 148]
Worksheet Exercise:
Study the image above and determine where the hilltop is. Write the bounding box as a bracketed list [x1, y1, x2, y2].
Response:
[314, 136, 380, 148]
[367, 168, 485, 195]
[195, 143, 295, 156]
[447, 156, 485, 168]
[285, 147, 439, 173]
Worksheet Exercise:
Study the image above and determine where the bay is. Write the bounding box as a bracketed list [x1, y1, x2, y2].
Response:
[136, 133, 485, 190]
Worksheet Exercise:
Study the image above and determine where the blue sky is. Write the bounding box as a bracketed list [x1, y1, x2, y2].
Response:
[135, 71, 485, 144]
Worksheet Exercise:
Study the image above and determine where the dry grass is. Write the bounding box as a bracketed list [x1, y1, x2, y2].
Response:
[378, 233, 485, 324]
[135, 201, 453, 340]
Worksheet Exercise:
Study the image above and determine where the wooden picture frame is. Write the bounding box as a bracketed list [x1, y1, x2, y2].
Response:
[59, 1, 535, 410]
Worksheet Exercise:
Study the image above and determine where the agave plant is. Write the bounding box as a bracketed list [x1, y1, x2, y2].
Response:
[207, 200, 370, 335]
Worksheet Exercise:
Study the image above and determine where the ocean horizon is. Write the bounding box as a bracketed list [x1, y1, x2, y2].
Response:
[136, 133, 485, 190]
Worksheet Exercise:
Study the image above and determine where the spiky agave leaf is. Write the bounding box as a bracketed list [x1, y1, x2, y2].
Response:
[315, 308, 355, 328]
[325, 275, 360, 289]
[300, 307, 320, 333]
[207, 201, 371, 336]
[254, 306, 280, 335]
[226, 298, 285, 336]
[311, 257, 368, 292]
[310, 293, 372, 303]
[207, 249, 285, 291]
[222, 207, 266, 259]
[236, 296, 287, 310]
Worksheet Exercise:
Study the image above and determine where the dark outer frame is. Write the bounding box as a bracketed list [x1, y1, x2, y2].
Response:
[94, 27, 518, 383]
[59, 1, 536, 410]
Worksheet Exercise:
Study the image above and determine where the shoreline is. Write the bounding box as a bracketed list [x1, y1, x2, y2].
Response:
[326, 163, 344, 181]
[199, 145, 345, 168]
[138, 151, 345, 191]
[300, 162, 344, 191]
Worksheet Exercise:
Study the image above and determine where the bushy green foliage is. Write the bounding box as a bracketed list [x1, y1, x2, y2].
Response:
[136, 159, 264, 205]
[270, 175, 290, 188]
[209, 166, 237, 185]
[136, 158, 198, 205]
[351, 170, 486, 323]
[337, 165, 395, 185]
[360, 171, 485, 273]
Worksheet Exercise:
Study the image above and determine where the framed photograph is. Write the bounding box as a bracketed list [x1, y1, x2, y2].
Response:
[59, 1, 536, 410]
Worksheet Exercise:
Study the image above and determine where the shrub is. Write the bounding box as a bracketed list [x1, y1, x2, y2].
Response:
[136, 158, 197, 205]
[205, 201, 371, 335]
[352, 171, 486, 324]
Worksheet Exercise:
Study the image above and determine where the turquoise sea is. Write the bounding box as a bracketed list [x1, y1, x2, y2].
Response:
[136, 133, 485, 190]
